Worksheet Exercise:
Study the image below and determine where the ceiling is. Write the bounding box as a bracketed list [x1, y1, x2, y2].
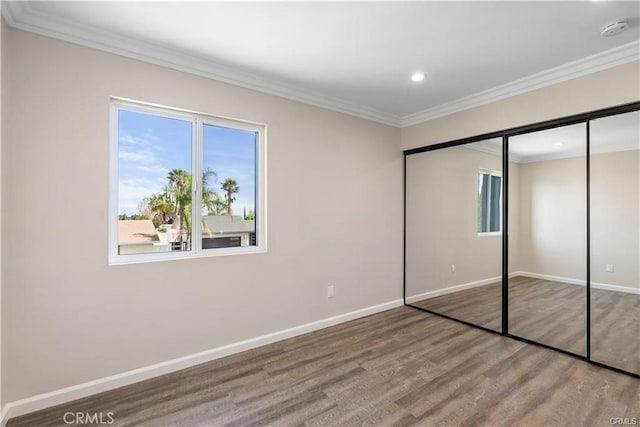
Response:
[468, 110, 640, 163]
[3, 1, 639, 127]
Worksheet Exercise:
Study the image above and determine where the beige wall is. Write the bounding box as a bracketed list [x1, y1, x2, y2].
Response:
[514, 149, 639, 288]
[2, 28, 403, 402]
[401, 61, 640, 151]
[591, 150, 639, 288]
[515, 156, 587, 280]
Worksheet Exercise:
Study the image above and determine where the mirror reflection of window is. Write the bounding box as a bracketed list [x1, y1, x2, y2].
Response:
[405, 138, 503, 332]
[478, 170, 502, 234]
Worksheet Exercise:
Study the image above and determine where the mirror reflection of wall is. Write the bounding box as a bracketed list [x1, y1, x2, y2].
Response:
[508, 123, 587, 356]
[590, 111, 640, 375]
[405, 139, 503, 332]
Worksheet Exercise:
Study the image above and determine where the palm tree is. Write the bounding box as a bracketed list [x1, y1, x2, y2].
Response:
[221, 178, 240, 216]
[208, 199, 227, 216]
[141, 169, 227, 250]
[141, 193, 175, 228]
[202, 169, 226, 216]
[165, 169, 192, 249]
[200, 169, 222, 237]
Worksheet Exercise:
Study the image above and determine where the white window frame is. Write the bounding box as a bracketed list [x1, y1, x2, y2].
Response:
[109, 98, 267, 265]
[477, 169, 502, 237]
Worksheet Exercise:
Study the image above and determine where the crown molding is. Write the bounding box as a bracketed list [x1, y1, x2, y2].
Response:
[2, 2, 638, 129]
[0, 0, 26, 26]
[1, 2, 402, 127]
[400, 40, 640, 128]
[522, 141, 639, 164]
[462, 136, 638, 164]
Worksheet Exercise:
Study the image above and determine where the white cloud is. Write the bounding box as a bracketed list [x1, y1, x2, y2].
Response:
[137, 164, 170, 175]
[119, 134, 169, 181]
[118, 178, 165, 215]
[119, 133, 160, 146]
[119, 150, 157, 163]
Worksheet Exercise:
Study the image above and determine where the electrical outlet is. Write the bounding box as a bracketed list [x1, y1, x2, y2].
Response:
[328, 285, 335, 298]
[606, 264, 614, 273]
[451, 264, 456, 273]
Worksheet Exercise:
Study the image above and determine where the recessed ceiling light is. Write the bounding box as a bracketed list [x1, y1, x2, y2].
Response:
[554, 142, 564, 147]
[411, 72, 425, 82]
[600, 20, 629, 37]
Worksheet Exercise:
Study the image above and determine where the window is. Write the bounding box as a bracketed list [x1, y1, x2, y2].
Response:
[110, 99, 266, 264]
[477, 170, 502, 234]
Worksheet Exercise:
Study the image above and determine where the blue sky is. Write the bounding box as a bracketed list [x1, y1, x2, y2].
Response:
[118, 110, 256, 217]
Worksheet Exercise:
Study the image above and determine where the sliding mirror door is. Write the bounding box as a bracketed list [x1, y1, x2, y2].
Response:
[406, 139, 502, 332]
[508, 123, 587, 355]
[590, 111, 640, 375]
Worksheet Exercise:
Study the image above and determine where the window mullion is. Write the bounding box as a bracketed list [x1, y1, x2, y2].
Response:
[192, 118, 202, 254]
[497, 175, 502, 233]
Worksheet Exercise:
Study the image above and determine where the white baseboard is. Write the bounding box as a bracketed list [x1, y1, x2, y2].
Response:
[515, 271, 640, 295]
[405, 271, 639, 306]
[1, 298, 403, 425]
[513, 271, 584, 286]
[592, 282, 640, 294]
[406, 275, 505, 303]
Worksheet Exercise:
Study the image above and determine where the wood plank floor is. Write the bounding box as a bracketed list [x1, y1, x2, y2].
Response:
[592, 285, 640, 374]
[509, 276, 586, 356]
[410, 276, 640, 374]
[8, 306, 639, 427]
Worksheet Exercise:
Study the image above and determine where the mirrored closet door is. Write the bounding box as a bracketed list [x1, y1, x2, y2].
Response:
[404, 102, 640, 378]
[405, 139, 503, 332]
[590, 111, 640, 375]
[507, 123, 587, 356]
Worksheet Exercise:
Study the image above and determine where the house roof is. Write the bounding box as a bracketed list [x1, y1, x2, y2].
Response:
[118, 220, 161, 245]
[202, 215, 255, 235]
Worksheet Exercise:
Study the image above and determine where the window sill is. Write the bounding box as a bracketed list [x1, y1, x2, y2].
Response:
[109, 245, 267, 266]
[477, 232, 502, 237]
